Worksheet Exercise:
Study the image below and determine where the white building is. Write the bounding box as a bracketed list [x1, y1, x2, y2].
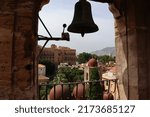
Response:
[38, 64, 49, 84]
[38, 64, 46, 76]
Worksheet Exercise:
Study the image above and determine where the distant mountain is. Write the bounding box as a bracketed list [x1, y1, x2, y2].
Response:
[91, 47, 116, 56]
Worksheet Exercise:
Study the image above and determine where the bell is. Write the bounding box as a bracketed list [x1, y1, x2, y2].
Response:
[67, 0, 99, 37]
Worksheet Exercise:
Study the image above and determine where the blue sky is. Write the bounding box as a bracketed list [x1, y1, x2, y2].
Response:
[38, 0, 115, 54]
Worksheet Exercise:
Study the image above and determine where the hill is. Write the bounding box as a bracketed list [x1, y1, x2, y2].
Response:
[91, 47, 116, 56]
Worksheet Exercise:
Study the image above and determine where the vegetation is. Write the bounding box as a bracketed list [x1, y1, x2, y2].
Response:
[98, 55, 115, 64]
[39, 60, 84, 100]
[39, 81, 54, 100]
[86, 68, 103, 100]
[53, 67, 84, 83]
[77, 52, 92, 64]
[77, 52, 115, 64]
[39, 52, 115, 100]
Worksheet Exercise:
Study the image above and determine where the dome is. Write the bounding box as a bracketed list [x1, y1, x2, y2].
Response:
[87, 58, 98, 67]
[48, 85, 69, 100]
[73, 84, 86, 100]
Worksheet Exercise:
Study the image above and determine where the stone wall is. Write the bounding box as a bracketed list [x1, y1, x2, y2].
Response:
[0, 0, 49, 99]
[128, 0, 150, 99]
[110, 0, 150, 99]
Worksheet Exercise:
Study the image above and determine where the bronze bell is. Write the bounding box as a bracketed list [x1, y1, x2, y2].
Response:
[67, 0, 99, 37]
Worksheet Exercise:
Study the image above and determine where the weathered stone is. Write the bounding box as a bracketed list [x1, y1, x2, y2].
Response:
[110, 0, 150, 99]
[0, 0, 49, 99]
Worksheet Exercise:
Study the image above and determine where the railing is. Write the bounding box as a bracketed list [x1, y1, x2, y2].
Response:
[39, 79, 119, 100]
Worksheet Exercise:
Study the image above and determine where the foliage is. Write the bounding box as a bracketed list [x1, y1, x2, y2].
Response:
[87, 68, 103, 100]
[39, 80, 54, 100]
[39, 59, 56, 78]
[77, 52, 92, 64]
[98, 55, 115, 64]
[77, 52, 115, 65]
[53, 67, 84, 84]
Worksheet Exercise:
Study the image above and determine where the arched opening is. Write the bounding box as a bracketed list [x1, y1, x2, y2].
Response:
[38, 0, 118, 100]
[38, 0, 150, 100]
[0, 0, 150, 99]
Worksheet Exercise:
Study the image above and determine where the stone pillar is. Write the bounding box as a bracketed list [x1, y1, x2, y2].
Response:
[126, 0, 150, 99]
[109, 0, 150, 99]
[0, 0, 49, 99]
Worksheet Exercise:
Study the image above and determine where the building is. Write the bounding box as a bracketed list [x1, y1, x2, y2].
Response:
[38, 64, 46, 76]
[38, 44, 76, 66]
[102, 66, 119, 100]
[84, 58, 102, 82]
[38, 64, 49, 84]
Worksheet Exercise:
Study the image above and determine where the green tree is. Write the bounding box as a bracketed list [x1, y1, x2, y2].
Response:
[92, 54, 99, 60]
[53, 67, 84, 83]
[87, 68, 103, 100]
[98, 55, 115, 64]
[77, 52, 92, 64]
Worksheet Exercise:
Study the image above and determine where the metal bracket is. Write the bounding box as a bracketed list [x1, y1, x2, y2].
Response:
[37, 15, 70, 58]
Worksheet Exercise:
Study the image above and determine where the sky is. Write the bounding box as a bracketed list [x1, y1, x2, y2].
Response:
[38, 0, 115, 54]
